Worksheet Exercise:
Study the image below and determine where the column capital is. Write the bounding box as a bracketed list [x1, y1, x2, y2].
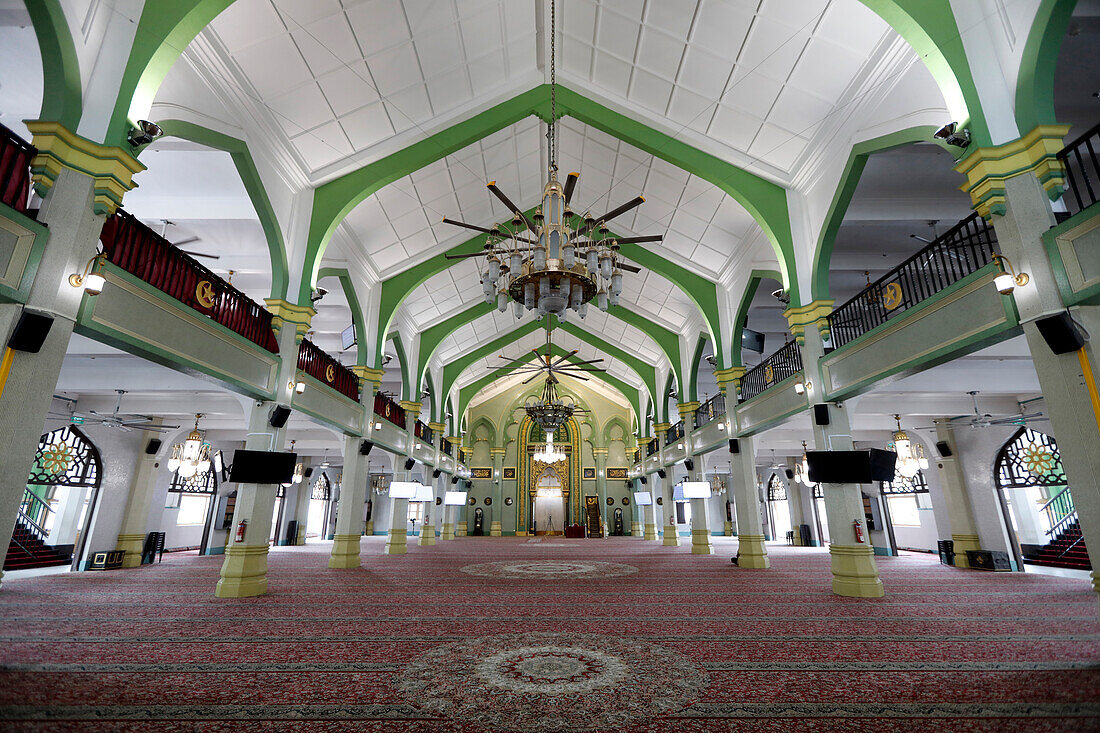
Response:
[783, 300, 834, 344]
[714, 367, 745, 397]
[428, 421, 446, 433]
[652, 422, 671, 435]
[399, 400, 422, 416]
[954, 123, 1073, 219]
[351, 365, 385, 383]
[676, 401, 700, 418]
[263, 299, 316, 341]
[592, 448, 608, 456]
[25, 120, 145, 215]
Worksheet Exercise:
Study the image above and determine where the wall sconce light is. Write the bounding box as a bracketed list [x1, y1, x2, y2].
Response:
[992, 254, 1029, 294]
[291, 381, 306, 394]
[127, 120, 163, 148]
[677, 442, 684, 450]
[374, 421, 382, 430]
[68, 253, 107, 295]
[794, 379, 812, 395]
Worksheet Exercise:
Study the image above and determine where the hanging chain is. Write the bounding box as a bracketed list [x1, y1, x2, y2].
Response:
[548, 0, 557, 177]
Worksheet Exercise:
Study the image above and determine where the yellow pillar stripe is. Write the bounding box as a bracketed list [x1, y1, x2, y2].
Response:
[0, 347, 14, 400]
[1076, 347, 1100, 438]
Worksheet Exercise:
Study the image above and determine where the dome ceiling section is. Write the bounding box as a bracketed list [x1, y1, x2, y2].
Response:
[203, 0, 538, 174]
[560, 0, 896, 177]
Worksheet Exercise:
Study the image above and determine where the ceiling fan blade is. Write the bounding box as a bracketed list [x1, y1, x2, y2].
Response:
[616, 262, 642, 274]
[445, 250, 495, 261]
[550, 349, 579, 367]
[443, 217, 495, 235]
[171, 236, 200, 247]
[615, 235, 662, 244]
[560, 358, 605, 366]
[486, 183, 536, 233]
[563, 172, 579, 205]
[521, 373, 543, 385]
[561, 373, 590, 381]
[180, 250, 220, 260]
[580, 196, 646, 237]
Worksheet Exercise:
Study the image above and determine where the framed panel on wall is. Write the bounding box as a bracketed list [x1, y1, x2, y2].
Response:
[471, 468, 492, 479]
[583, 468, 596, 479]
[503, 467, 516, 479]
[607, 467, 628, 479]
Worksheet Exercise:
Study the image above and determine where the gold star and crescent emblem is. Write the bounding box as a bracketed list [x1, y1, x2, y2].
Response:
[195, 280, 217, 309]
[764, 364, 775, 384]
[882, 282, 903, 310]
[325, 364, 335, 383]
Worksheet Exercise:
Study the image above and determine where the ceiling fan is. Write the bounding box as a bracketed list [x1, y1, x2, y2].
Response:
[160, 219, 220, 261]
[911, 391, 1046, 431]
[51, 390, 180, 433]
[495, 328, 606, 385]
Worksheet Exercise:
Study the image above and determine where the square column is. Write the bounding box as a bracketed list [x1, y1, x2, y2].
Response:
[383, 497, 409, 555]
[489, 449, 505, 536]
[729, 435, 769, 568]
[329, 432, 373, 568]
[114, 437, 161, 567]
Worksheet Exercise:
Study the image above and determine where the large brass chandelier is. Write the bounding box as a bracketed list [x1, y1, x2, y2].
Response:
[890, 414, 929, 479]
[443, 0, 660, 322]
[167, 414, 211, 479]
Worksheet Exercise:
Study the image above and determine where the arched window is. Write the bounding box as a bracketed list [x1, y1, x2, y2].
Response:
[882, 469, 928, 494]
[312, 472, 331, 500]
[767, 474, 786, 501]
[995, 427, 1072, 542]
[996, 427, 1067, 489]
[27, 426, 101, 489]
[169, 469, 216, 494]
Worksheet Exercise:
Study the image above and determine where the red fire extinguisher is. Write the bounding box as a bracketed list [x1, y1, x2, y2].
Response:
[853, 519, 864, 544]
[235, 519, 247, 543]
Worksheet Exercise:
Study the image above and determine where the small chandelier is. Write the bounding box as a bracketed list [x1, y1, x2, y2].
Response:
[525, 375, 583, 433]
[283, 440, 304, 487]
[167, 414, 211, 479]
[533, 432, 567, 464]
[793, 441, 814, 486]
[890, 414, 929, 479]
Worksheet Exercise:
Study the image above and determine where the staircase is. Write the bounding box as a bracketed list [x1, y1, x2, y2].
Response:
[5, 517, 73, 571]
[1024, 521, 1090, 570]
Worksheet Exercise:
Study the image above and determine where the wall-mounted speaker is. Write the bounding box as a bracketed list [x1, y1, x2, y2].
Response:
[145, 439, 161, 455]
[784, 468, 794, 479]
[7, 308, 54, 353]
[359, 440, 374, 456]
[728, 439, 740, 454]
[813, 404, 830, 426]
[657, 468, 667, 479]
[640, 476, 647, 485]
[268, 404, 291, 428]
[451, 475, 459, 484]
[935, 440, 953, 457]
[304, 466, 313, 478]
[1036, 311, 1086, 354]
[403, 457, 416, 471]
[432, 468, 441, 478]
[684, 458, 694, 471]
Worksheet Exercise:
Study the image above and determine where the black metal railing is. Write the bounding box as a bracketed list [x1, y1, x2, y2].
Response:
[694, 393, 726, 429]
[441, 436, 453, 457]
[665, 421, 685, 445]
[827, 212, 998, 349]
[0, 123, 35, 216]
[632, 449, 640, 465]
[414, 420, 434, 444]
[739, 340, 803, 402]
[17, 490, 53, 543]
[1058, 121, 1100, 216]
[1040, 485, 1076, 539]
[645, 437, 659, 457]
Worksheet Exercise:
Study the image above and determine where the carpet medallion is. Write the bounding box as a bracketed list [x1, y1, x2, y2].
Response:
[400, 632, 706, 731]
[458, 559, 639, 579]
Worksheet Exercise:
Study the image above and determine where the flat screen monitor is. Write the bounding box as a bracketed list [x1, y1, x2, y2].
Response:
[413, 485, 435, 502]
[742, 327, 765, 354]
[229, 450, 297, 485]
[389, 481, 419, 499]
[806, 449, 897, 484]
[633, 491, 652, 505]
[444, 491, 468, 506]
[681, 481, 712, 499]
[341, 324, 355, 350]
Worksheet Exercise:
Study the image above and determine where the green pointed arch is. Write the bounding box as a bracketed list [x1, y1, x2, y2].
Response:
[317, 267, 366, 367]
[156, 119, 289, 299]
[687, 334, 709, 403]
[1014, 0, 1076, 134]
[732, 269, 782, 369]
[385, 331, 410, 402]
[26, 0, 81, 130]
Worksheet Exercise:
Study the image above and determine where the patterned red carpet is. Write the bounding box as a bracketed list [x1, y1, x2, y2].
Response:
[1, 537, 1099, 731]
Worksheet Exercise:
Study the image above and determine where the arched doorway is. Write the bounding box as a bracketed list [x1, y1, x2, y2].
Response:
[532, 468, 566, 535]
[517, 417, 582, 533]
[766, 473, 792, 541]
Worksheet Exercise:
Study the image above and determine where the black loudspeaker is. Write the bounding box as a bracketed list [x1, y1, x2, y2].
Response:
[684, 458, 694, 471]
[432, 468, 441, 478]
[657, 468, 667, 479]
[451, 475, 459, 484]
[304, 467, 314, 478]
[268, 404, 291, 428]
[813, 404, 830, 426]
[728, 439, 740, 454]
[784, 468, 794, 479]
[404, 457, 415, 471]
[359, 440, 374, 456]
[145, 439, 161, 455]
[935, 440, 953, 457]
[806, 449, 897, 484]
[7, 309, 54, 353]
[1036, 312, 1086, 355]
[640, 477, 647, 485]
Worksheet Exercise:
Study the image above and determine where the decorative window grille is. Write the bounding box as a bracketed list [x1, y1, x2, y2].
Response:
[881, 469, 928, 494]
[767, 474, 787, 501]
[312, 472, 331, 500]
[995, 427, 1067, 489]
[27, 426, 101, 488]
[169, 469, 216, 494]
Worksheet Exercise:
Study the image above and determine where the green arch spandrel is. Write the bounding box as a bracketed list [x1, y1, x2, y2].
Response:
[26, 0, 81, 130]
[1014, 0, 1076, 134]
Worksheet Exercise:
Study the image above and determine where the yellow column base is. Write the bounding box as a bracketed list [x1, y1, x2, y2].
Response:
[115, 533, 145, 568]
[691, 528, 714, 555]
[662, 525, 680, 546]
[829, 543, 884, 598]
[736, 534, 770, 568]
[723, 521, 733, 537]
[644, 523, 657, 540]
[328, 533, 361, 569]
[456, 523, 467, 537]
[215, 544, 269, 598]
[383, 528, 407, 555]
[364, 520, 374, 536]
[441, 522, 455, 540]
[418, 525, 436, 546]
[952, 533, 981, 568]
[490, 521, 502, 537]
[631, 521, 642, 537]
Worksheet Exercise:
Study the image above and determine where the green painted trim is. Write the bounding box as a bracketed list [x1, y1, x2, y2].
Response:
[423, 371, 437, 422]
[107, 0, 235, 146]
[1042, 206, 1100, 307]
[858, 1, 990, 146]
[732, 269, 781, 368]
[0, 206, 49, 305]
[74, 263, 279, 401]
[26, 0, 82, 129]
[661, 371, 678, 424]
[1014, 0, 1076, 134]
[687, 333, 708, 402]
[155, 120, 290, 299]
[386, 331, 411, 401]
[317, 267, 366, 367]
[811, 126, 945, 301]
[557, 320, 657, 406]
[820, 265, 1021, 402]
[291, 371, 364, 435]
[416, 301, 494, 394]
